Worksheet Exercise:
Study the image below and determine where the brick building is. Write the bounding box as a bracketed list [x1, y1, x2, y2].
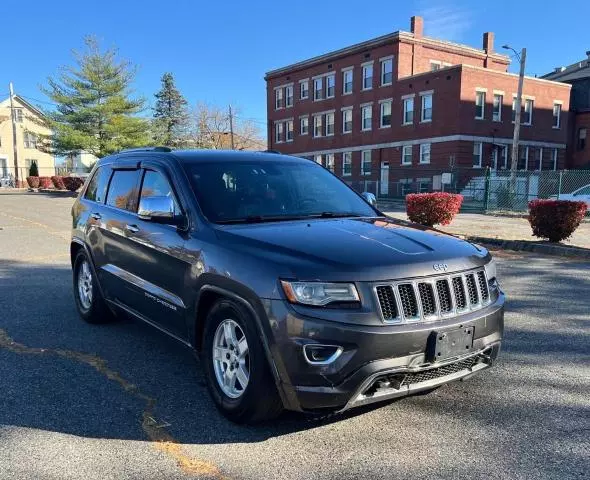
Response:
[542, 52, 590, 169]
[265, 16, 571, 196]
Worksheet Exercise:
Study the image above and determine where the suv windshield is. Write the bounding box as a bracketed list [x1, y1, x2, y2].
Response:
[185, 159, 377, 223]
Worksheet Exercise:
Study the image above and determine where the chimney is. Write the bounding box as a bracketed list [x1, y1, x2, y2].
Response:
[586, 50, 590, 59]
[483, 32, 494, 53]
[554, 67, 565, 73]
[411, 16, 424, 38]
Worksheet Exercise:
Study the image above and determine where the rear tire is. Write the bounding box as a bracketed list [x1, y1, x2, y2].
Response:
[73, 250, 114, 324]
[202, 298, 283, 423]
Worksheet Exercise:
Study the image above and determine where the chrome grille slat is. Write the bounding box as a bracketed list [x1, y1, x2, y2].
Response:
[374, 269, 491, 324]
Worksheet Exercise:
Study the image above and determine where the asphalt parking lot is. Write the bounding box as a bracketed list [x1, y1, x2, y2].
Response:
[0, 192, 588, 480]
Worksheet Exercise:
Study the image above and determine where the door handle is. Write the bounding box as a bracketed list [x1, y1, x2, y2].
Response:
[125, 224, 140, 233]
[91, 212, 102, 220]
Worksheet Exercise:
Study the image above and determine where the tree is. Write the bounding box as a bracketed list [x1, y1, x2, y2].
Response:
[29, 160, 39, 177]
[189, 103, 265, 150]
[152, 73, 190, 147]
[39, 36, 151, 158]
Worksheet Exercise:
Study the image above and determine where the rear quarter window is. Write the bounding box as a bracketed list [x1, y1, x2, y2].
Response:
[84, 166, 111, 203]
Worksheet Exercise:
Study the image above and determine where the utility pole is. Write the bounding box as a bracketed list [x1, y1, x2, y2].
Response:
[503, 46, 526, 193]
[9, 82, 19, 186]
[228, 105, 235, 150]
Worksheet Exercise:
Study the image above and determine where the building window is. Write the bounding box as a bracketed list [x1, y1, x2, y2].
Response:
[362, 64, 373, 90]
[300, 117, 309, 135]
[286, 120, 294, 142]
[313, 115, 323, 137]
[553, 103, 561, 128]
[523, 99, 534, 125]
[343, 69, 353, 94]
[325, 74, 335, 98]
[475, 91, 485, 119]
[275, 89, 284, 109]
[518, 146, 529, 170]
[421, 93, 432, 122]
[361, 150, 371, 175]
[379, 101, 392, 128]
[493, 94, 502, 122]
[342, 152, 352, 176]
[361, 105, 372, 131]
[381, 58, 393, 86]
[403, 97, 414, 124]
[285, 85, 293, 107]
[342, 108, 353, 133]
[512, 98, 517, 122]
[402, 145, 412, 165]
[325, 153, 335, 172]
[325, 112, 335, 136]
[430, 61, 442, 71]
[275, 122, 284, 143]
[24, 132, 37, 149]
[419, 144, 431, 164]
[300, 80, 309, 100]
[314, 78, 323, 101]
[13, 108, 23, 122]
[579, 128, 587, 150]
[314, 154, 323, 165]
[473, 142, 483, 167]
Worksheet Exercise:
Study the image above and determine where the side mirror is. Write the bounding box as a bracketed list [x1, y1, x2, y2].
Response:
[138, 196, 176, 223]
[361, 191, 377, 206]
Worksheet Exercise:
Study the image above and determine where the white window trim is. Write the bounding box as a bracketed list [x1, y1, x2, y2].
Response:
[325, 74, 336, 99]
[492, 94, 503, 122]
[493, 89, 505, 95]
[420, 92, 433, 123]
[475, 91, 486, 120]
[299, 79, 309, 100]
[299, 116, 309, 136]
[552, 148, 558, 171]
[275, 88, 284, 110]
[342, 108, 353, 134]
[361, 150, 371, 176]
[401, 145, 412, 166]
[313, 78, 323, 102]
[325, 112, 335, 137]
[552, 102, 562, 129]
[342, 68, 353, 95]
[523, 99, 534, 126]
[286, 120, 294, 142]
[285, 85, 294, 108]
[361, 63, 373, 91]
[380, 56, 394, 86]
[312, 114, 323, 138]
[538, 147, 544, 171]
[361, 105, 373, 131]
[379, 101, 392, 128]
[401, 93, 415, 100]
[430, 60, 442, 68]
[275, 122, 284, 144]
[442, 62, 452, 67]
[419, 144, 431, 164]
[473, 142, 483, 168]
[342, 152, 352, 177]
[475, 87, 488, 92]
[402, 97, 414, 125]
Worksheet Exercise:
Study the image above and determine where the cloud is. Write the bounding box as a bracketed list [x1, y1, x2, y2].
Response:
[416, 1, 473, 41]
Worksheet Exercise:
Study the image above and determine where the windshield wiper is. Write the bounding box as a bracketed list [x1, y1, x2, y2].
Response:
[216, 215, 309, 224]
[304, 212, 365, 218]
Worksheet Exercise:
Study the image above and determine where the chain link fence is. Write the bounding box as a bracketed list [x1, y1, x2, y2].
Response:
[346, 167, 590, 213]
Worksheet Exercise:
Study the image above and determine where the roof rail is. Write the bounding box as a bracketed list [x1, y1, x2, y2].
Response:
[262, 149, 281, 154]
[119, 146, 173, 153]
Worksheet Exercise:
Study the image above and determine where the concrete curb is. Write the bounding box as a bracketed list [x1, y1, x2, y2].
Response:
[465, 236, 590, 260]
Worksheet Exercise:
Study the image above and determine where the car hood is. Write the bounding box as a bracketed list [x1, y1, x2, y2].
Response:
[214, 217, 490, 281]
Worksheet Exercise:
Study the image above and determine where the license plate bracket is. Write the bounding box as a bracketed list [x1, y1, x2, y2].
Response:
[428, 327, 474, 362]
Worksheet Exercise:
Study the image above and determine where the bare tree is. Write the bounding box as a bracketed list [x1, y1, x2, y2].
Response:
[189, 103, 266, 150]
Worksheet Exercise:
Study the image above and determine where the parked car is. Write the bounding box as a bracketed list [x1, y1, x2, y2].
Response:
[552, 184, 590, 208]
[70, 148, 504, 423]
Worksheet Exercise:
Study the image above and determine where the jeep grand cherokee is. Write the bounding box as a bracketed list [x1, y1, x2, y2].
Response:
[70, 148, 504, 423]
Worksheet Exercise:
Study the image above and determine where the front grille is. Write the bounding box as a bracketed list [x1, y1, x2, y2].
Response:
[376, 286, 397, 320]
[397, 356, 479, 386]
[398, 284, 419, 318]
[375, 268, 491, 324]
[418, 283, 436, 316]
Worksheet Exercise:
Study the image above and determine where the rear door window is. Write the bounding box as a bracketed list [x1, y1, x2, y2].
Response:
[84, 167, 111, 203]
[105, 170, 141, 212]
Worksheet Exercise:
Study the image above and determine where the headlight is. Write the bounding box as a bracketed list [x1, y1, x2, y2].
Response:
[484, 259, 497, 281]
[280, 281, 360, 306]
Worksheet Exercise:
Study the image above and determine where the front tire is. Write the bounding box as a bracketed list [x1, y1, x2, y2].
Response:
[73, 250, 114, 324]
[202, 299, 282, 423]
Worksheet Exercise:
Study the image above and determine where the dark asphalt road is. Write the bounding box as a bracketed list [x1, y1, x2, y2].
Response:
[0, 192, 588, 479]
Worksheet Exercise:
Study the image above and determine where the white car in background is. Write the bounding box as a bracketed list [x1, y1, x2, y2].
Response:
[554, 184, 590, 208]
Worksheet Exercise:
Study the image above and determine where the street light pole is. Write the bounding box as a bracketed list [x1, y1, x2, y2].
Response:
[503, 45, 526, 192]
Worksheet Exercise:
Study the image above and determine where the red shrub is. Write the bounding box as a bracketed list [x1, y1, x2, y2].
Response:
[26, 176, 40, 188]
[51, 176, 66, 190]
[38, 176, 53, 189]
[528, 199, 587, 242]
[62, 176, 84, 192]
[406, 193, 463, 227]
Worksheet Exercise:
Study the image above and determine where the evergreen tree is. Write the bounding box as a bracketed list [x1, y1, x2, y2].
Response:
[29, 160, 39, 177]
[39, 36, 151, 158]
[152, 73, 190, 147]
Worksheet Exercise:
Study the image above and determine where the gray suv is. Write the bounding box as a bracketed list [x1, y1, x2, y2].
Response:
[71, 148, 504, 423]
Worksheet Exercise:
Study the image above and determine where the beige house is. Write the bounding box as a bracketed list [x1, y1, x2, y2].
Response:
[0, 95, 55, 184]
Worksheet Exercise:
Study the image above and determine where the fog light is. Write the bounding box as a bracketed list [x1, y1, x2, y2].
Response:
[303, 344, 343, 365]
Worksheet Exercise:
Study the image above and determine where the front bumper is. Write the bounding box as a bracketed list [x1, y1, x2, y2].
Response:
[265, 293, 504, 412]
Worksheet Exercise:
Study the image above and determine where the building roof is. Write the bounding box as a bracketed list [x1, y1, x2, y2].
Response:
[542, 52, 590, 82]
[0, 95, 48, 119]
[265, 30, 511, 79]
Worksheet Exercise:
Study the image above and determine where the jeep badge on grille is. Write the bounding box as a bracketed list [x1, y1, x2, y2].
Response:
[433, 263, 449, 272]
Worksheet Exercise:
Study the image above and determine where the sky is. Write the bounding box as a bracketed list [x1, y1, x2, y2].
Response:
[3, 0, 588, 133]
